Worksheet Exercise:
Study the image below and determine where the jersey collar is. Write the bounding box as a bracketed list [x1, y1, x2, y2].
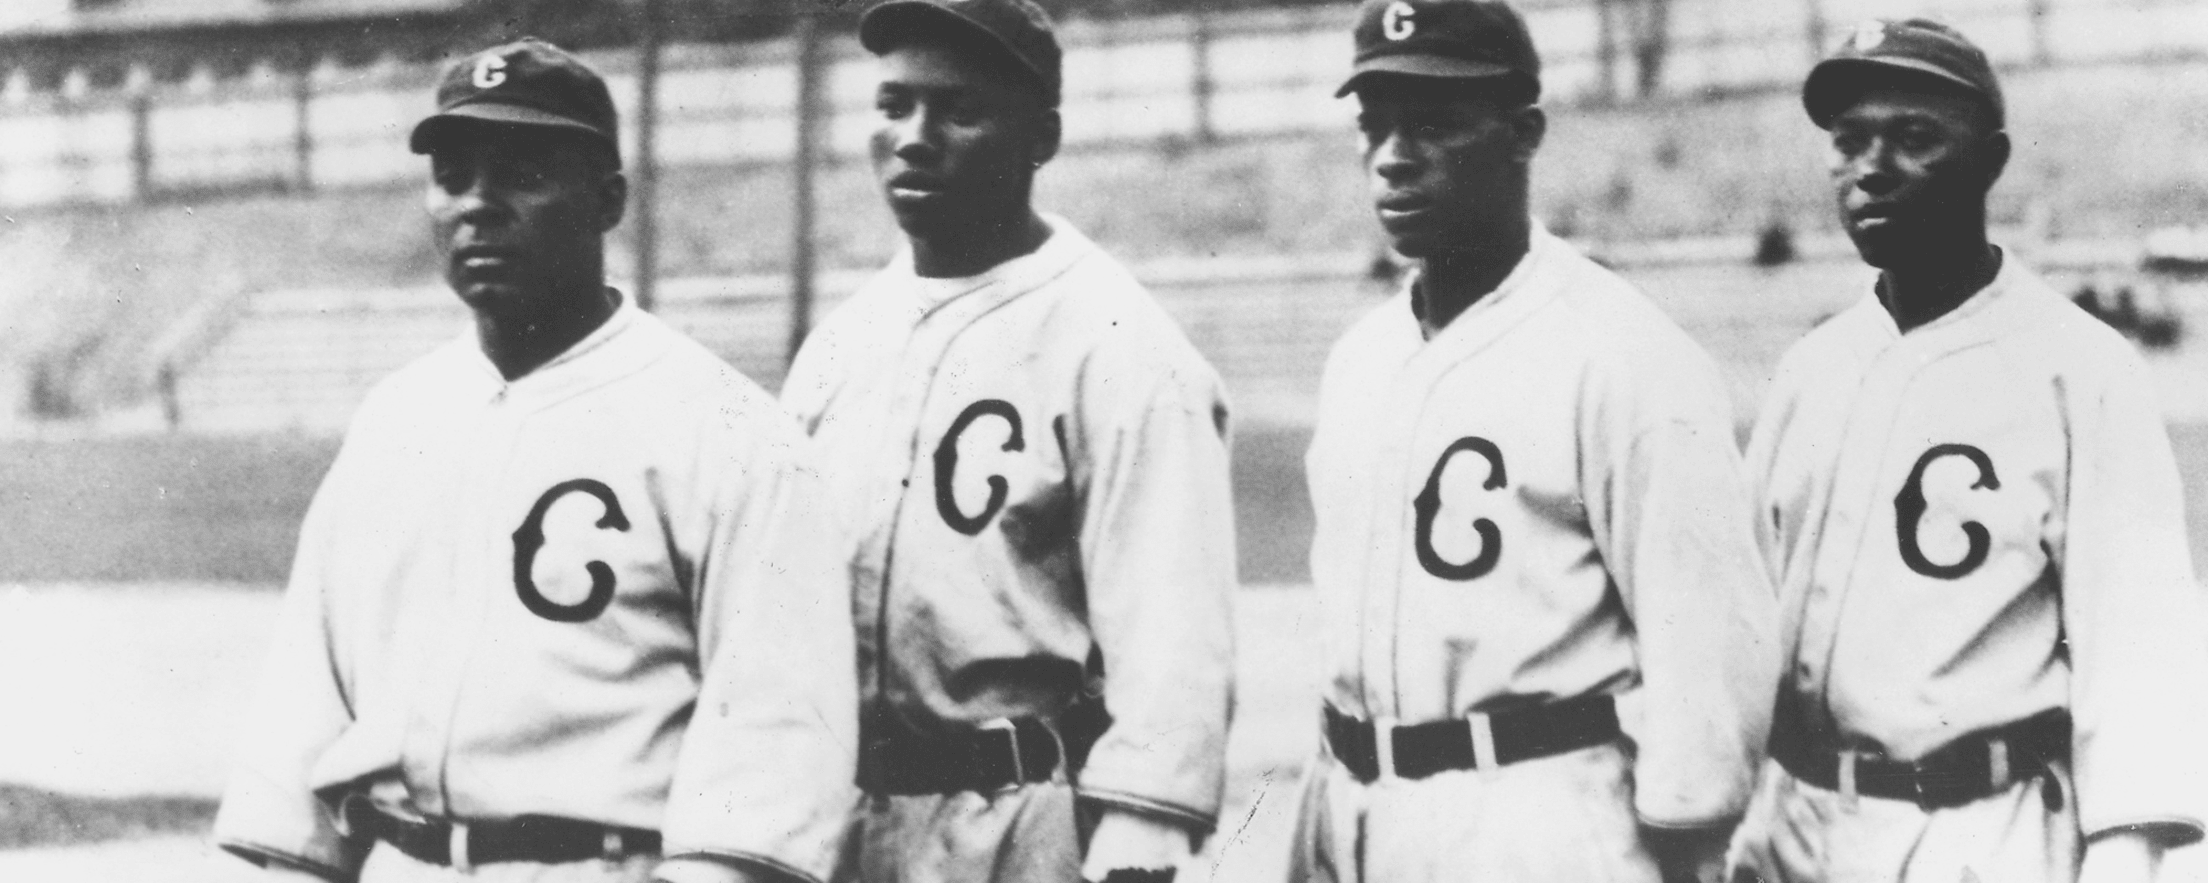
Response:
[458, 288, 664, 404]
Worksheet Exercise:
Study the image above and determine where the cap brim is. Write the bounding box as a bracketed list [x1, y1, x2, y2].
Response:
[1803, 57, 1988, 128]
[1335, 55, 1521, 98]
[409, 102, 616, 155]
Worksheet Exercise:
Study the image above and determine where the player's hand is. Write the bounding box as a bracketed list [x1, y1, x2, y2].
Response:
[2079, 829, 2163, 883]
[1641, 823, 1731, 883]
[1079, 808, 1191, 883]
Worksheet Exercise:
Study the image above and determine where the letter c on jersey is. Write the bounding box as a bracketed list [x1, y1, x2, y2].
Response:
[1893, 443, 2000, 580]
[511, 479, 631, 623]
[934, 399, 1025, 536]
[1413, 436, 1507, 581]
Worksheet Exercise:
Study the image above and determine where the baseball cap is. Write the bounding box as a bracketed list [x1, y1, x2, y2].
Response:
[1337, 0, 1541, 102]
[859, 0, 1063, 107]
[1803, 18, 2004, 130]
[409, 38, 622, 166]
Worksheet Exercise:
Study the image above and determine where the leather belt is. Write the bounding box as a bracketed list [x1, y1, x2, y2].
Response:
[1324, 694, 1621, 784]
[861, 715, 1074, 795]
[339, 794, 659, 871]
[1772, 709, 2070, 810]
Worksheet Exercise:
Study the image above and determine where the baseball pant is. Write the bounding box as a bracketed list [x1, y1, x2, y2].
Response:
[1725, 758, 2080, 883]
[832, 780, 1085, 883]
[1287, 741, 1663, 883]
[355, 842, 658, 883]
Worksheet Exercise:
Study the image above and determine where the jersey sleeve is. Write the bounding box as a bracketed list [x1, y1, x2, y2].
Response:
[1742, 356, 1802, 571]
[659, 431, 860, 883]
[1589, 369, 1781, 830]
[2055, 359, 2208, 843]
[1068, 361, 1238, 834]
[779, 331, 837, 435]
[212, 445, 369, 880]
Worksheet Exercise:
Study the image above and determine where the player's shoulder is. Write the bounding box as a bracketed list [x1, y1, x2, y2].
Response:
[1043, 235, 1221, 377]
[1322, 287, 1415, 374]
[2001, 265, 2153, 380]
[626, 310, 805, 436]
[348, 333, 481, 425]
[1547, 243, 1721, 377]
[1773, 289, 1885, 375]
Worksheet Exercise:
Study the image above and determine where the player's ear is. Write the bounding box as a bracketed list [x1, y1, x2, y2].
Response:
[1028, 107, 1062, 169]
[1509, 105, 1547, 163]
[1978, 129, 2010, 192]
[595, 169, 628, 233]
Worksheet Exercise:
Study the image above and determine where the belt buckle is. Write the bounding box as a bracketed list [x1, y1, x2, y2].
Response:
[1988, 738, 2012, 791]
[602, 829, 626, 866]
[1465, 712, 1497, 770]
[1372, 716, 1398, 782]
[980, 718, 1025, 791]
[1836, 749, 1860, 812]
[449, 820, 473, 873]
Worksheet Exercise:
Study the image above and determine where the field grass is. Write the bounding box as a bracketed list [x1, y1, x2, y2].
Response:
[0, 786, 216, 851]
[0, 434, 336, 584]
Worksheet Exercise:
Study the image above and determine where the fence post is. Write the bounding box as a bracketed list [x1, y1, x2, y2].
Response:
[292, 64, 314, 192]
[1595, 0, 1617, 102]
[1804, 0, 1828, 65]
[1191, 10, 1216, 143]
[2028, 0, 2052, 65]
[129, 92, 152, 199]
[633, 0, 664, 312]
[788, 11, 825, 366]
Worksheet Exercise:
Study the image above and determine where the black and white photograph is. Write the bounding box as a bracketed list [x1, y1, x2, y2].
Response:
[1, 1, 2205, 882]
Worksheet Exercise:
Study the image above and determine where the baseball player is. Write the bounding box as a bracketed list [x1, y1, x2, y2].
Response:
[212, 39, 857, 883]
[778, 2, 1237, 882]
[1727, 19, 2208, 883]
[1291, 2, 1780, 882]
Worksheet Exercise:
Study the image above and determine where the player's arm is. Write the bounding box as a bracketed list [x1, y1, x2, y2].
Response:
[656, 430, 858, 883]
[1586, 368, 1781, 838]
[1739, 353, 1804, 576]
[212, 449, 369, 881]
[1067, 357, 1238, 870]
[2056, 356, 2208, 853]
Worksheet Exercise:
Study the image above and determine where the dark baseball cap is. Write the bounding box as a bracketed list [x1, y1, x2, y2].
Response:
[1804, 18, 2004, 130]
[1338, 0, 1541, 102]
[859, 0, 1063, 107]
[410, 38, 621, 166]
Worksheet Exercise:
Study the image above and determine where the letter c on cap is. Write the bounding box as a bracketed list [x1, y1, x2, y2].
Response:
[1383, 1, 1417, 40]
[473, 54, 508, 89]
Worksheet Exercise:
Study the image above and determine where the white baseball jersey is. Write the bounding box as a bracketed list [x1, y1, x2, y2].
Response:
[1304, 226, 1780, 828]
[780, 216, 1236, 831]
[1748, 252, 2208, 840]
[215, 296, 859, 883]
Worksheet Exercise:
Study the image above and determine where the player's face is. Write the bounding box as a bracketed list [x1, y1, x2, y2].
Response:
[1827, 88, 2006, 268]
[870, 42, 1056, 239]
[425, 125, 624, 312]
[1356, 76, 1542, 258]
